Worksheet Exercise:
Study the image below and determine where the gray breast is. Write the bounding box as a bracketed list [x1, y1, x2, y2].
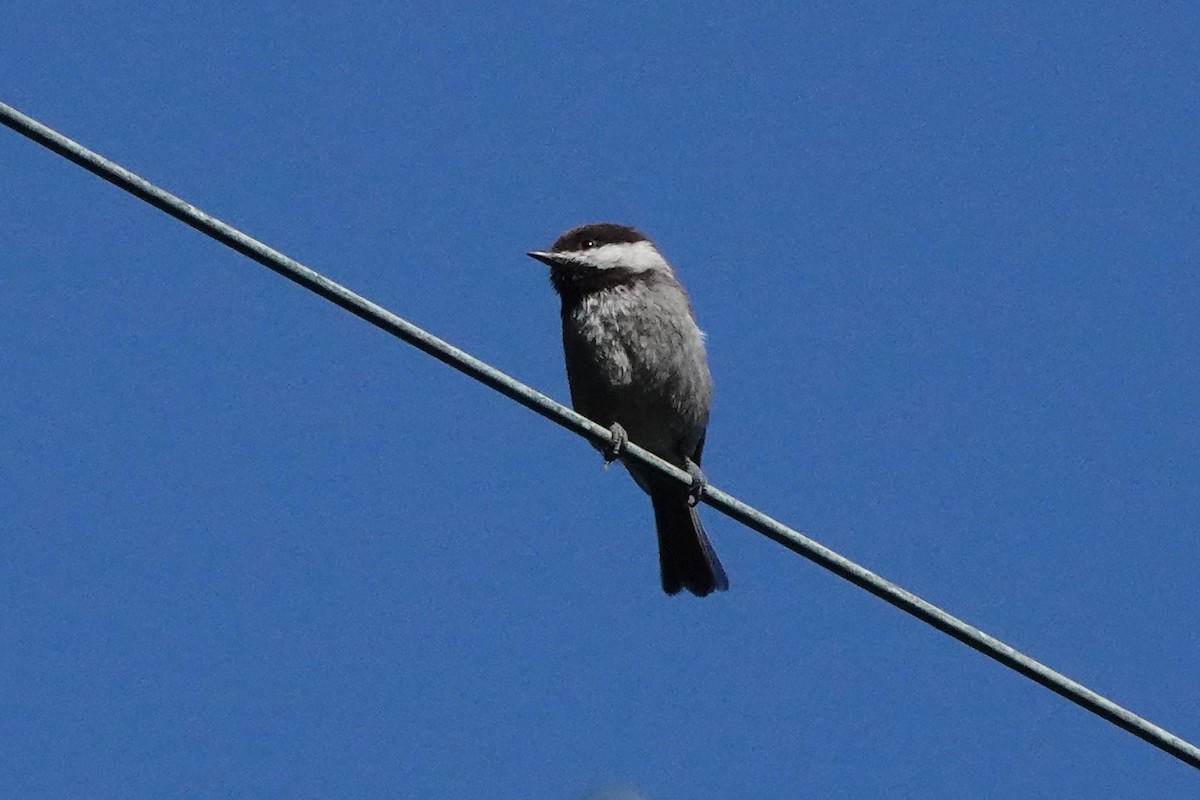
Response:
[560, 282, 712, 465]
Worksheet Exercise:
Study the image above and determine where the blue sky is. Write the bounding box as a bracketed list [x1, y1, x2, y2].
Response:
[3, 3, 1198, 797]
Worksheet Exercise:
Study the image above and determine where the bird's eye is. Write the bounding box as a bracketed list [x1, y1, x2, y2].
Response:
[582, 239, 597, 249]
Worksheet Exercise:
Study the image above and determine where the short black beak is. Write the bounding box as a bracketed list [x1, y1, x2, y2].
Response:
[526, 250, 561, 267]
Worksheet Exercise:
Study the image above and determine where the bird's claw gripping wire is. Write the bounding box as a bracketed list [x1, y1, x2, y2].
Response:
[603, 422, 628, 463]
[685, 458, 707, 507]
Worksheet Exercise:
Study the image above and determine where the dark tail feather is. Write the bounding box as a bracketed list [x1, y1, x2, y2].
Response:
[649, 489, 729, 597]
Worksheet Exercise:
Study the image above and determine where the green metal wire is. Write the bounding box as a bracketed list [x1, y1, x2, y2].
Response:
[2, 99, 1196, 771]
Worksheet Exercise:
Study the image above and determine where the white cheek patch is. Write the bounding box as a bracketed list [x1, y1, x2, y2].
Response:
[585, 240, 668, 273]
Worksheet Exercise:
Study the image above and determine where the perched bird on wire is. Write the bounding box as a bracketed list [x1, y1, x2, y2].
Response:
[528, 223, 728, 597]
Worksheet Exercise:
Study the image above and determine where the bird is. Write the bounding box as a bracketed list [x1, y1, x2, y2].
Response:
[527, 223, 728, 596]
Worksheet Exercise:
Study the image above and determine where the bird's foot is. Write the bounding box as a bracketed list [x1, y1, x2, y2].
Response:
[603, 423, 628, 464]
[685, 458, 707, 507]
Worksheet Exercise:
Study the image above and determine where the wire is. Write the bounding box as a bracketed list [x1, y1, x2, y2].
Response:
[2, 99, 1197, 771]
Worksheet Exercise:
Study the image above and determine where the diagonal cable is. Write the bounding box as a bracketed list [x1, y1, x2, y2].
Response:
[2, 99, 1196, 771]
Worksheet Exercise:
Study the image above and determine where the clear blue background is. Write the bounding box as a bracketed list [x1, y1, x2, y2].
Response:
[3, 3, 1198, 797]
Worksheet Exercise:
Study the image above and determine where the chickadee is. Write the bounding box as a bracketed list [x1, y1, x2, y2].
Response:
[528, 223, 728, 597]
